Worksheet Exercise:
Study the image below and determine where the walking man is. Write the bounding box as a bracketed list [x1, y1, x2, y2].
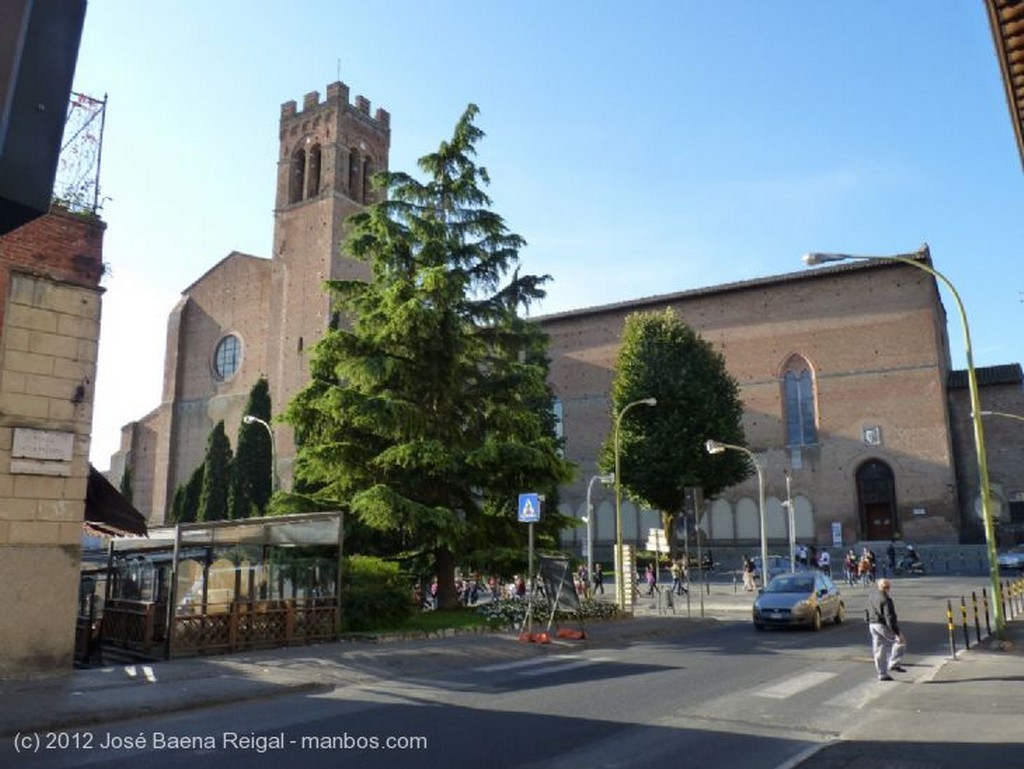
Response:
[866, 578, 907, 681]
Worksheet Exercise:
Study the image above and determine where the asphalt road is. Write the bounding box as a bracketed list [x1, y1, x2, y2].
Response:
[13, 576, 989, 769]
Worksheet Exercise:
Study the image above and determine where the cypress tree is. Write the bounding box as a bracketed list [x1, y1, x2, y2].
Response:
[197, 421, 232, 522]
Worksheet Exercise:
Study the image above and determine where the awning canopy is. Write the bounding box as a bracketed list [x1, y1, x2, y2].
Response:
[111, 511, 343, 553]
[987, 0, 1024, 170]
[85, 464, 148, 537]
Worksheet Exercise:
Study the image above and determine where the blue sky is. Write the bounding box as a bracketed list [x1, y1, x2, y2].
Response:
[71, 1, 1024, 467]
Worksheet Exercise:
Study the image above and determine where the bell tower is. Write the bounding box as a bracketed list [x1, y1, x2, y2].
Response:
[267, 81, 391, 484]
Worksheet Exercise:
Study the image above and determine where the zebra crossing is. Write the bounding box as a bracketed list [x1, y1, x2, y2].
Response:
[471, 651, 937, 711]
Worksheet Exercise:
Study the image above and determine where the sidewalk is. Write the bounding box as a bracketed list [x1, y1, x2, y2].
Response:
[1, 586, 1021, 769]
[0, 584, 745, 739]
[799, 622, 1024, 769]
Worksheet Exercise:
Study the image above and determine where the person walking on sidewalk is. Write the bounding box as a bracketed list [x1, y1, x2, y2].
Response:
[644, 563, 658, 595]
[866, 577, 907, 681]
[742, 555, 756, 592]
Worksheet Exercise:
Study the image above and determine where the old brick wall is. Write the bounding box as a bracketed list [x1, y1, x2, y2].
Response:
[543, 260, 961, 552]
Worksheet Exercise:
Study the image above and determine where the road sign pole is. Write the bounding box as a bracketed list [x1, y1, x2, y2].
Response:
[527, 521, 534, 634]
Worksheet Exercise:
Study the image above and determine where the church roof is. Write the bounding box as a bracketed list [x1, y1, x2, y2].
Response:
[180, 251, 267, 295]
[948, 363, 1024, 390]
[535, 250, 934, 323]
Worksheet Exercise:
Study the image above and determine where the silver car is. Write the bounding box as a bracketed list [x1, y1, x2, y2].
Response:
[997, 545, 1024, 572]
[753, 572, 846, 631]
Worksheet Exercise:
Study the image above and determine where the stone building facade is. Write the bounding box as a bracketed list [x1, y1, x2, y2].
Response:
[112, 81, 1024, 554]
[0, 208, 106, 676]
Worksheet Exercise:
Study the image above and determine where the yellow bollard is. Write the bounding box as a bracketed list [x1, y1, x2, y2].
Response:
[946, 599, 957, 660]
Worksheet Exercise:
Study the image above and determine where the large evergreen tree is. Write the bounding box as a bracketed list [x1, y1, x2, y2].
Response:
[600, 309, 748, 555]
[284, 104, 574, 608]
[229, 377, 273, 519]
[197, 421, 233, 522]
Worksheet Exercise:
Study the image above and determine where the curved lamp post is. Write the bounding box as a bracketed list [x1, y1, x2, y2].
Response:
[803, 248, 1004, 636]
[614, 397, 657, 610]
[979, 410, 1024, 423]
[706, 440, 767, 584]
[584, 472, 615, 592]
[242, 415, 279, 494]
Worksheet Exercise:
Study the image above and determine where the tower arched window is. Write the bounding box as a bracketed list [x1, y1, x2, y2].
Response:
[348, 148, 360, 202]
[361, 155, 373, 203]
[306, 144, 321, 199]
[289, 148, 306, 204]
[781, 354, 818, 447]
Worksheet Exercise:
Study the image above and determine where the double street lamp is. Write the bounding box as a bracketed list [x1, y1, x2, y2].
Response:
[706, 440, 767, 584]
[242, 415, 279, 493]
[614, 397, 657, 610]
[803, 248, 1004, 636]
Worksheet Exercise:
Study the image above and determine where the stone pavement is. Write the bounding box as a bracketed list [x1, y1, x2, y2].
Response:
[1, 583, 1021, 769]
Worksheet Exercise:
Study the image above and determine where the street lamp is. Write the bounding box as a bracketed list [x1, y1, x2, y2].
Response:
[584, 472, 615, 591]
[979, 410, 1024, 423]
[803, 247, 1005, 636]
[242, 415, 279, 493]
[706, 440, 768, 586]
[614, 397, 657, 611]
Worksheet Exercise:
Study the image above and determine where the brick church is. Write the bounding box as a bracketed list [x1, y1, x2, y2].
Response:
[110, 80, 1024, 552]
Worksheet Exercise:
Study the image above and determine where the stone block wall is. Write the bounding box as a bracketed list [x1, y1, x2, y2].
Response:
[0, 209, 105, 677]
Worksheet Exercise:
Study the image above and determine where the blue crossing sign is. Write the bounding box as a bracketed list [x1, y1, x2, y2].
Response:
[518, 493, 541, 523]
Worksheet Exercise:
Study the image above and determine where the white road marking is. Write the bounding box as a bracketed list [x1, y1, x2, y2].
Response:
[754, 671, 837, 699]
[516, 657, 612, 677]
[475, 654, 586, 673]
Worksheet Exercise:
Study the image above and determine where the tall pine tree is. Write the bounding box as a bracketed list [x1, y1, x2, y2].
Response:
[284, 105, 573, 608]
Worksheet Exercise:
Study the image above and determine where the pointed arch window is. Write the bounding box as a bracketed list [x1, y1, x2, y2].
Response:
[361, 155, 373, 203]
[347, 148, 360, 201]
[782, 355, 818, 447]
[289, 147, 306, 204]
[306, 144, 322, 199]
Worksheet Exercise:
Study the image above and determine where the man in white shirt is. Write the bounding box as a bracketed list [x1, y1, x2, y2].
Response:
[817, 548, 831, 577]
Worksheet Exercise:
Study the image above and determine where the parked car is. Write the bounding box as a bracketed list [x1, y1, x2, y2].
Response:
[997, 544, 1024, 572]
[753, 571, 846, 631]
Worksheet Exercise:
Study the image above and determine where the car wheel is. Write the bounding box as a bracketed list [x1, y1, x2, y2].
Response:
[811, 609, 822, 631]
[834, 602, 845, 625]
[754, 622, 765, 631]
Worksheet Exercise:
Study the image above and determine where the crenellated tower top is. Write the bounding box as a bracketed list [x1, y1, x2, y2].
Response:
[276, 80, 390, 209]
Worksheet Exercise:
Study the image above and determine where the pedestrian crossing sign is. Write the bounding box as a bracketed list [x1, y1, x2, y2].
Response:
[518, 493, 541, 522]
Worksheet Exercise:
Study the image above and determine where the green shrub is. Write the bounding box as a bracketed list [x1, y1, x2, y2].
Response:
[340, 555, 414, 631]
[476, 597, 619, 629]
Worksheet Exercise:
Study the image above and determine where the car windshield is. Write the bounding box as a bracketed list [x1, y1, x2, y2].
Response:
[765, 575, 815, 594]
